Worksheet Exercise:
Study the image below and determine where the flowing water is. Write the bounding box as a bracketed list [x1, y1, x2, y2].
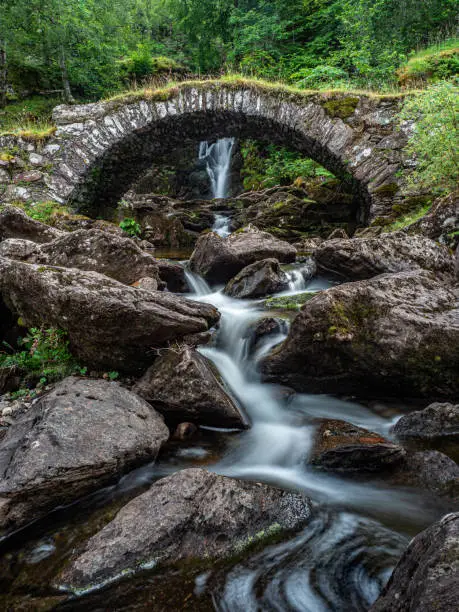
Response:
[199, 138, 235, 199]
[178, 266, 446, 610]
[199, 137, 235, 237]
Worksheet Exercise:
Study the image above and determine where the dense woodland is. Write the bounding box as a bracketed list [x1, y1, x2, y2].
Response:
[1, 0, 457, 103]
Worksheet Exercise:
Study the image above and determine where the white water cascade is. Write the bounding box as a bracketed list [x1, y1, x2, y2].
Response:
[184, 271, 436, 525]
[199, 138, 235, 237]
[199, 137, 235, 199]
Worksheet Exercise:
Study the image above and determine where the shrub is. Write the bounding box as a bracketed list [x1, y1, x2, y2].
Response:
[293, 65, 349, 89]
[397, 39, 459, 86]
[0, 327, 85, 394]
[400, 80, 458, 193]
[119, 217, 141, 237]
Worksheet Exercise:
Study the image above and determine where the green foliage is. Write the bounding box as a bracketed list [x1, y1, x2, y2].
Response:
[119, 217, 141, 237]
[10, 201, 72, 225]
[294, 65, 349, 89]
[386, 202, 432, 231]
[118, 45, 184, 82]
[400, 81, 458, 193]
[241, 140, 334, 191]
[0, 95, 58, 134]
[397, 39, 459, 86]
[0, 327, 84, 393]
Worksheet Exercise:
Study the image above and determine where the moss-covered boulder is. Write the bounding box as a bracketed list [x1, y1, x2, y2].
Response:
[261, 270, 459, 400]
[231, 185, 356, 240]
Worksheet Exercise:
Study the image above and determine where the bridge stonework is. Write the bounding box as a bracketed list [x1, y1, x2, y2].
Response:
[0, 81, 414, 223]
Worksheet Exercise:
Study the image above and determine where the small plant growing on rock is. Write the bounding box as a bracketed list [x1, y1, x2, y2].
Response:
[119, 217, 141, 238]
[0, 327, 84, 395]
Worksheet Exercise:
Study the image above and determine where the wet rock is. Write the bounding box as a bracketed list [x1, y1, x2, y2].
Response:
[0, 259, 220, 372]
[391, 451, 459, 499]
[261, 270, 459, 399]
[293, 237, 323, 253]
[353, 226, 384, 238]
[0, 206, 63, 243]
[0, 365, 21, 395]
[157, 260, 189, 293]
[243, 317, 288, 358]
[224, 258, 289, 299]
[0, 229, 162, 287]
[188, 232, 242, 284]
[310, 419, 405, 471]
[406, 190, 459, 248]
[133, 347, 246, 428]
[370, 512, 459, 612]
[131, 277, 159, 292]
[173, 422, 198, 441]
[0, 377, 169, 535]
[314, 232, 455, 281]
[189, 227, 296, 284]
[231, 185, 355, 240]
[393, 403, 459, 441]
[327, 228, 348, 240]
[58, 467, 312, 592]
[228, 226, 297, 265]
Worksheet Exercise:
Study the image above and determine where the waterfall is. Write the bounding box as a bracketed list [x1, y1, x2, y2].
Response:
[199, 137, 235, 199]
[211, 213, 231, 238]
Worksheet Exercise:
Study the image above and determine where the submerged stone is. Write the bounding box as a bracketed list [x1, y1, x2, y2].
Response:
[58, 467, 312, 592]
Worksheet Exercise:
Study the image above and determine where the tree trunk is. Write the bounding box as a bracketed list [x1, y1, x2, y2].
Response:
[59, 45, 75, 104]
[0, 39, 7, 109]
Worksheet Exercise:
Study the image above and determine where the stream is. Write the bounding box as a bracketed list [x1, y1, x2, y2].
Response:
[0, 260, 449, 611]
[0, 140, 451, 610]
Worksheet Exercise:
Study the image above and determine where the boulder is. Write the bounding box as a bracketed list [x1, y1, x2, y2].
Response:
[157, 259, 189, 293]
[310, 419, 405, 471]
[314, 232, 455, 281]
[0, 258, 220, 371]
[243, 317, 289, 358]
[227, 226, 297, 265]
[133, 347, 247, 428]
[327, 228, 349, 240]
[0, 206, 63, 243]
[58, 467, 312, 592]
[0, 229, 161, 286]
[224, 258, 289, 299]
[370, 512, 459, 612]
[189, 227, 296, 284]
[188, 232, 242, 284]
[390, 451, 459, 499]
[230, 185, 356, 240]
[131, 277, 159, 292]
[0, 377, 169, 535]
[261, 271, 459, 399]
[406, 190, 459, 248]
[293, 237, 323, 253]
[393, 403, 459, 441]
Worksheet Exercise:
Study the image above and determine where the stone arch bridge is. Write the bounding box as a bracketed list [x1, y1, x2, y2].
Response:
[0, 80, 412, 223]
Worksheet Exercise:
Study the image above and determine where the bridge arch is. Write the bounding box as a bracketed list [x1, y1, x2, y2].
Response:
[16, 82, 410, 223]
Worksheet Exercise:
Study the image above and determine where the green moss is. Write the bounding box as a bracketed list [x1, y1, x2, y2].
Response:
[321, 96, 359, 119]
[263, 292, 317, 311]
[374, 182, 400, 196]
